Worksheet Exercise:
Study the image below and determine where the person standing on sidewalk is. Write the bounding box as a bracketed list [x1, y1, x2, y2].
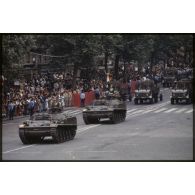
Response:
[80, 90, 85, 107]
[28, 98, 35, 119]
[95, 87, 100, 99]
[8, 100, 15, 120]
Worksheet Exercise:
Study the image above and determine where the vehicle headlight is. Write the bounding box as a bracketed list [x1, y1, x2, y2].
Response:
[19, 124, 25, 128]
[83, 109, 87, 111]
[149, 95, 152, 98]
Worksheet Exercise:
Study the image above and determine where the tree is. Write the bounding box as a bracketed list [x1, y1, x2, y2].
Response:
[2, 34, 36, 80]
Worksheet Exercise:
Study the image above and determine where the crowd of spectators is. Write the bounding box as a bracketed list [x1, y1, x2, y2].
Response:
[3, 64, 190, 119]
[2, 70, 114, 119]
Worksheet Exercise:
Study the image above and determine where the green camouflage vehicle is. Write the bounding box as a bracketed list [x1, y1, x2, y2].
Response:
[170, 79, 192, 104]
[134, 80, 163, 104]
[83, 98, 127, 124]
[162, 67, 177, 87]
[19, 112, 77, 144]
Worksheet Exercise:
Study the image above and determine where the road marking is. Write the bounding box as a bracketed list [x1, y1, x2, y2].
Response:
[71, 151, 117, 153]
[142, 110, 153, 114]
[131, 110, 145, 114]
[127, 109, 138, 113]
[3, 125, 101, 154]
[175, 108, 188, 113]
[3, 145, 36, 154]
[185, 109, 193, 113]
[77, 124, 101, 133]
[164, 108, 178, 113]
[66, 110, 82, 114]
[154, 108, 168, 113]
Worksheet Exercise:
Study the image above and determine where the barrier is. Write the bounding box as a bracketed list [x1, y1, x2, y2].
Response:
[130, 80, 137, 96]
[4, 91, 96, 118]
[72, 91, 95, 107]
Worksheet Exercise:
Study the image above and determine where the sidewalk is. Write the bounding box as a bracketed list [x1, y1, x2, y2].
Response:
[2, 106, 79, 121]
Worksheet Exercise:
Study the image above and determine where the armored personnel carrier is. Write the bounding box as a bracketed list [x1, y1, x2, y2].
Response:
[19, 112, 77, 144]
[162, 67, 177, 87]
[170, 79, 192, 104]
[134, 79, 163, 104]
[83, 98, 127, 124]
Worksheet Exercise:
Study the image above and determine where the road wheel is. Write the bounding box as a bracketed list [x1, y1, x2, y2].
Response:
[19, 129, 32, 144]
[154, 96, 158, 103]
[52, 128, 61, 143]
[92, 118, 100, 124]
[30, 136, 43, 143]
[176, 99, 178, 104]
[83, 116, 90, 125]
[111, 112, 117, 124]
[160, 94, 163, 101]
[122, 111, 126, 121]
[70, 126, 76, 139]
[150, 98, 153, 104]
[187, 99, 192, 104]
[171, 98, 174, 104]
[140, 99, 143, 104]
[134, 98, 138, 105]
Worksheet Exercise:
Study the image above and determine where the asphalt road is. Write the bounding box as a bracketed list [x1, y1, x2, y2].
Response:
[2, 88, 193, 160]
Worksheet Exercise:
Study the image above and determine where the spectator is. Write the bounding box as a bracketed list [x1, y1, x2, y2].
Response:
[80, 90, 85, 107]
[95, 87, 100, 99]
[28, 98, 35, 119]
[8, 100, 15, 120]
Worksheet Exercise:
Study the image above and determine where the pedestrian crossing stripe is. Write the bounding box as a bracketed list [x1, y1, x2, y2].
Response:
[127, 109, 138, 113]
[153, 108, 168, 113]
[64, 107, 193, 116]
[128, 107, 193, 114]
[142, 110, 154, 114]
[185, 109, 193, 113]
[164, 108, 178, 113]
[175, 108, 188, 113]
[130, 110, 145, 114]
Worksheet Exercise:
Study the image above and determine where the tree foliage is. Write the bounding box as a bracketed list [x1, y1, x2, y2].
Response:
[2, 34, 193, 82]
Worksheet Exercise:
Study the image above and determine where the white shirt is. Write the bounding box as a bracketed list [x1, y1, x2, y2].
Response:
[80, 93, 85, 99]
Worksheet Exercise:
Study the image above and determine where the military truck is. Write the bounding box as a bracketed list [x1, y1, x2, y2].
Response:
[19, 112, 77, 144]
[134, 79, 163, 104]
[83, 98, 127, 124]
[162, 67, 177, 87]
[170, 79, 192, 104]
[176, 68, 193, 81]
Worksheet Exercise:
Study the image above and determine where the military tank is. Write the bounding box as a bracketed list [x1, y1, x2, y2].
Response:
[170, 79, 192, 104]
[82, 98, 127, 124]
[134, 79, 163, 104]
[19, 112, 77, 144]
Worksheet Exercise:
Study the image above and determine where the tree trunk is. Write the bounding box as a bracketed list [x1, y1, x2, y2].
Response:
[123, 60, 127, 82]
[72, 63, 78, 89]
[104, 51, 108, 73]
[114, 55, 120, 80]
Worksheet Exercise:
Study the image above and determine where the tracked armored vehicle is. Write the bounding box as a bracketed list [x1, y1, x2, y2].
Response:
[83, 98, 127, 124]
[19, 112, 77, 144]
[134, 79, 163, 104]
[170, 79, 192, 104]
